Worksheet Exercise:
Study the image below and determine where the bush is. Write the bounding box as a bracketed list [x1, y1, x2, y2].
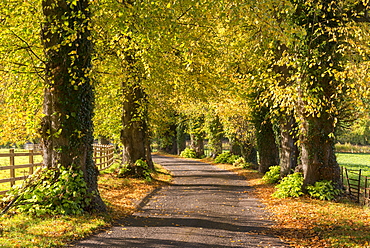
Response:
[272, 172, 304, 198]
[4, 166, 90, 216]
[118, 159, 152, 182]
[214, 152, 240, 164]
[180, 148, 197, 158]
[233, 157, 249, 168]
[306, 180, 342, 200]
[262, 165, 281, 184]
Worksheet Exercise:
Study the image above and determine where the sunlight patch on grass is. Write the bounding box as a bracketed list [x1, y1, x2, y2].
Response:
[0, 213, 107, 248]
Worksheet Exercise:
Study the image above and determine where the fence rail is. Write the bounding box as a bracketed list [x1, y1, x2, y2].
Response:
[342, 167, 369, 205]
[93, 144, 115, 171]
[0, 144, 115, 195]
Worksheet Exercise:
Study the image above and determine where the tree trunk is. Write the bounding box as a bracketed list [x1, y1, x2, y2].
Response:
[207, 116, 223, 158]
[300, 114, 341, 187]
[190, 133, 205, 158]
[158, 123, 178, 155]
[99, 136, 110, 145]
[121, 82, 152, 175]
[280, 118, 299, 178]
[40, 0, 106, 212]
[241, 144, 258, 167]
[188, 116, 205, 158]
[176, 121, 187, 155]
[256, 118, 280, 174]
[229, 138, 242, 156]
[292, 0, 348, 189]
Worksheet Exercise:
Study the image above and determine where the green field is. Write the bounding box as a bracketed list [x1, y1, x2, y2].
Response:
[0, 149, 43, 193]
[337, 153, 370, 177]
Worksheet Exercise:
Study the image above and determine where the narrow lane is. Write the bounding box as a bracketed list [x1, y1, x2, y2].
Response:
[73, 155, 288, 247]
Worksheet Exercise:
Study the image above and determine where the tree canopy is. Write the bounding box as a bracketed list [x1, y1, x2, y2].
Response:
[0, 0, 369, 201]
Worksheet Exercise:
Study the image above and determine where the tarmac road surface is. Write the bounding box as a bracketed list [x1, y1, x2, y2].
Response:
[72, 155, 289, 248]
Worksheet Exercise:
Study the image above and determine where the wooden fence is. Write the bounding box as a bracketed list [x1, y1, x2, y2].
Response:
[0, 149, 42, 195]
[93, 144, 115, 171]
[0, 144, 115, 195]
[342, 167, 369, 205]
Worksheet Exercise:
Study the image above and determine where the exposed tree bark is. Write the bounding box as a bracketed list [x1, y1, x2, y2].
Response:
[300, 114, 340, 187]
[40, 0, 106, 212]
[121, 81, 153, 174]
[280, 117, 299, 178]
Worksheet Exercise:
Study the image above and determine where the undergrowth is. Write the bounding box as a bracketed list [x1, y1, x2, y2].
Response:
[0, 163, 171, 247]
[214, 151, 240, 164]
[211, 160, 370, 248]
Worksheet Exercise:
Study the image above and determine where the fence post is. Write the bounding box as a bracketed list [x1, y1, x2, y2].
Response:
[93, 145, 97, 167]
[99, 145, 103, 170]
[103, 145, 107, 169]
[365, 176, 368, 205]
[345, 168, 351, 196]
[358, 169, 362, 204]
[9, 149, 15, 187]
[29, 149, 34, 175]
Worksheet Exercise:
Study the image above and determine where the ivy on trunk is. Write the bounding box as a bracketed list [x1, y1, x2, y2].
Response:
[40, 0, 106, 213]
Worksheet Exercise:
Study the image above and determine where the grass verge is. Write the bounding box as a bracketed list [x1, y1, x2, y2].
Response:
[0, 163, 172, 248]
[210, 161, 370, 248]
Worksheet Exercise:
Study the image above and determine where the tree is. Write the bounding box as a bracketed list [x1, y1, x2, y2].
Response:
[120, 45, 154, 172]
[39, 0, 106, 212]
[289, 0, 363, 187]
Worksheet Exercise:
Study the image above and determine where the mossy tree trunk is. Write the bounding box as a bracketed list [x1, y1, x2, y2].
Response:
[157, 123, 178, 155]
[188, 116, 205, 158]
[176, 119, 187, 155]
[40, 0, 106, 212]
[254, 112, 280, 174]
[291, 0, 354, 188]
[120, 40, 154, 175]
[206, 116, 223, 159]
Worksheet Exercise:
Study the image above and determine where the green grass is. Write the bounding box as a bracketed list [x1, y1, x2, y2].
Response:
[0, 213, 108, 248]
[0, 149, 43, 193]
[337, 153, 370, 176]
[337, 153, 370, 194]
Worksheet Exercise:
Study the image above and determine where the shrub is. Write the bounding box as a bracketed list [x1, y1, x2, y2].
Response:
[4, 166, 90, 216]
[262, 165, 281, 184]
[180, 148, 197, 158]
[233, 157, 249, 168]
[272, 172, 304, 198]
[306, 180, 342, 200]
[214, 152, 240, 164]
[118, 159, 152, 182]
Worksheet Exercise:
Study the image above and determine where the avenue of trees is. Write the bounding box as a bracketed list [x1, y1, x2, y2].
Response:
[0, 0, 369, 212]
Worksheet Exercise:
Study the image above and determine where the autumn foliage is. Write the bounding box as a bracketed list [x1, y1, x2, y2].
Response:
[212, 161, 370, 248]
